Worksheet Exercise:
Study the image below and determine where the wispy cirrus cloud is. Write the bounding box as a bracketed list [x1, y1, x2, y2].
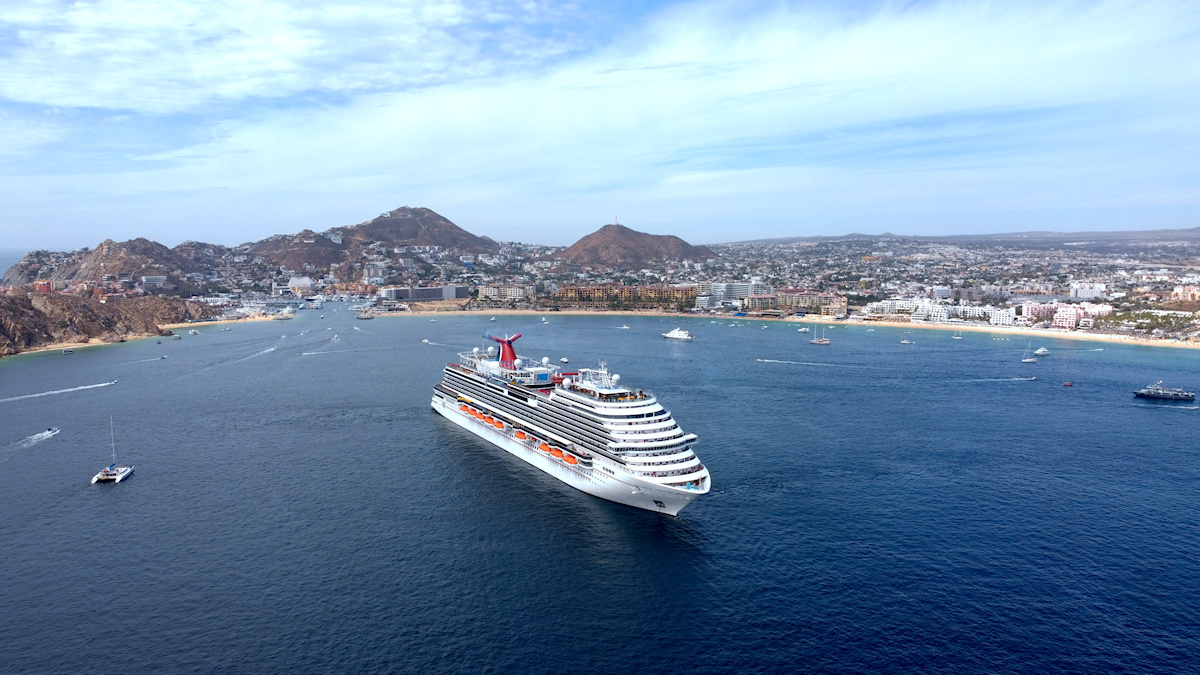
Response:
[0, 0, 589, 113]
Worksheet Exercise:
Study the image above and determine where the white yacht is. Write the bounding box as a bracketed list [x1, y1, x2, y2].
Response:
[662, 327, 693, 340]
[797, 327, 811, 333]
[1034, 347, 1050, 356]
[189, 329, 200, 335]
[91, 418, 133, 484]
[431, 334, 709, 515]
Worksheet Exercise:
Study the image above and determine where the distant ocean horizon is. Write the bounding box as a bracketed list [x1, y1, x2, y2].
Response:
[0, 248, 28, 275]
[2, 312, 1197, 673]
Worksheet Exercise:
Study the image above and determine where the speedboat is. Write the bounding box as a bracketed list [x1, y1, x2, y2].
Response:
[619, 325, 630, 330]
[189, 329, 199, 335]
[560, 357, 569, 363]
[797, 327, 811, 333]
[662, 327, 693, 340]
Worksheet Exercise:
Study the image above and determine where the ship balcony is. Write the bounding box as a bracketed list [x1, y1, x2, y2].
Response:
[623, 448, 698, 466]
[609, 433, 696, 450]
[636, 464, 710, 490]
[629, 456, 701, 474]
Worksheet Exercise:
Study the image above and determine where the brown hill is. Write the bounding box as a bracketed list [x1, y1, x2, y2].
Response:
[243, 230, 347, 272]
[52, 238, 202, 284]
[338, 206, 497, 252]
[555, 224, 715, 269]
[0, 291, 218, 356]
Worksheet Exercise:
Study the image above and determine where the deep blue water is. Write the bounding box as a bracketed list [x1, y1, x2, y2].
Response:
[1, 313, 1198, 674]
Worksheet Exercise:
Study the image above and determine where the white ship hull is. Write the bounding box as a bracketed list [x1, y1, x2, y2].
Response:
[431, 395, 701, 516]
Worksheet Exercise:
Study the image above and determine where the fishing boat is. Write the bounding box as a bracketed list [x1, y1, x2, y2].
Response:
[91, 418, 133, 484]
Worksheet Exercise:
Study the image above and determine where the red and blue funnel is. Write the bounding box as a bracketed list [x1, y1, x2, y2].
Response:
[485, 333, 521, 369]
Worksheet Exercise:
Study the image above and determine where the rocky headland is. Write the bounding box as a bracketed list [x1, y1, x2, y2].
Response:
[0, 291, 219, 356]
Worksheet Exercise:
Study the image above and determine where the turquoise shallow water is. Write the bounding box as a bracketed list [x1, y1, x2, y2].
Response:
[1, 312, 1198, 673]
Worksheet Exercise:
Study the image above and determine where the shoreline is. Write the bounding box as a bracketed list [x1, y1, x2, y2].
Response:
[380, 306, 1200, 350]
[6, 314, 274, 358]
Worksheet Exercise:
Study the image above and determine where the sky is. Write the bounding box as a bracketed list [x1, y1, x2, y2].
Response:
[1, 0, 1198, 250]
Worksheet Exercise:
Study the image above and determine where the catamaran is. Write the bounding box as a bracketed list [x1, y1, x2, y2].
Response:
[91, 418, 133, 484]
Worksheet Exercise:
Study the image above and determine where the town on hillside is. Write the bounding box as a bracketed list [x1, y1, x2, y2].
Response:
[3, 206, 1200, 343]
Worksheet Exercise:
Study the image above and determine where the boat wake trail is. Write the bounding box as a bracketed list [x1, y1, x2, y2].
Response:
[232, 346, 278, 363]
[756, 358, 867, 369]
[1, 429, 59, 460]
[297, 345, 398, 356]
[960, 377, 1038, 383]
[0, 380, 117, 404]
[1133, 403, 1198, 410]
[119, 356, 169, 364]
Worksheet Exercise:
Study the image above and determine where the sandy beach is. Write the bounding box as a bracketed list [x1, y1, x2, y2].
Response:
[379, 304, 1200, 351]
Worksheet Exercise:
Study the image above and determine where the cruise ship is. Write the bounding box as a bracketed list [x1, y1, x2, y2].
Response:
[431, 334, 710, 515]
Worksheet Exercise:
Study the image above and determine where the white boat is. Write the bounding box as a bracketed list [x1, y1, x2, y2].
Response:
[222, 327, 232, 331]
[560, 357, 569, 363]
[188, 329, 200, 335]
[900, 332, 914, 344]
[797, 327, 811, 333]
[62, 349, 73, 354]
[953, 330, 963, 340]
[490, 317, 496, 321]
[431, 335, 709, 515]
[810, 329, 830, 345]
[1034, 347, 1050, 356]
[91, 418, 133, 484]
[662, 327, 693, 340]
[1022, 341, 1038, 363]
[619, 325, 630, 330]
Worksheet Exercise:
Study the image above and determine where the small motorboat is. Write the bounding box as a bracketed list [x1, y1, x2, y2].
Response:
[1063, 382, 1072, 387]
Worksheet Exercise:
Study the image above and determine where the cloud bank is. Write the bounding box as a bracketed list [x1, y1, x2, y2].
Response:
[1, 0, 1197, 248]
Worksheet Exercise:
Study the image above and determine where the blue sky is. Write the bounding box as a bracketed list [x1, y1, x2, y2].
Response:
[1, 0, 1198, 249]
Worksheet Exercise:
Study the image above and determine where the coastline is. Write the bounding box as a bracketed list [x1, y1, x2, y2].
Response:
[9, 314, 274, 358]
[379, 306, 1200, 350]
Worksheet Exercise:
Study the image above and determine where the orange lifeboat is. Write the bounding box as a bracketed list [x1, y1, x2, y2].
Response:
[538, 443, 551, 452]
[550, 448, 564, 459]
[563, 454, 578, 465]
[459, 404, 468, 412]
[493, 420, 504, 430]
[484, 416, 494, 424]
[515, 431, 527, 440]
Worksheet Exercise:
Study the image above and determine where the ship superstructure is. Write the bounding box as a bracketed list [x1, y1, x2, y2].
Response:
[431, 333, 710, 515]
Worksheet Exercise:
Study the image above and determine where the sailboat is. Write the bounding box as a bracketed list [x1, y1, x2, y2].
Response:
[91, 417, 133, 484]
[1021, 340, 1038, 363]
[900, 332, 914, 344]
[809, 329, 830, 345]
[953, 329, 963, 340]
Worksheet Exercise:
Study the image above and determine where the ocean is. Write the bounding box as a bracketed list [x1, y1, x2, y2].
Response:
[1, 312, 1197, 673]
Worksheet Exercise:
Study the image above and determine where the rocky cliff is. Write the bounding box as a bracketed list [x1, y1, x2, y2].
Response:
[0, 291, 219, 356]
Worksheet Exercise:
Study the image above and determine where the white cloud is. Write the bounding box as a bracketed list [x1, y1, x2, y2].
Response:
[1, 0, 1198, 247]
[0, 0, 585, 113]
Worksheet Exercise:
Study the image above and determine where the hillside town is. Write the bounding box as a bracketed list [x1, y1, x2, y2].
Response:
[4, 207, 1200, 349]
